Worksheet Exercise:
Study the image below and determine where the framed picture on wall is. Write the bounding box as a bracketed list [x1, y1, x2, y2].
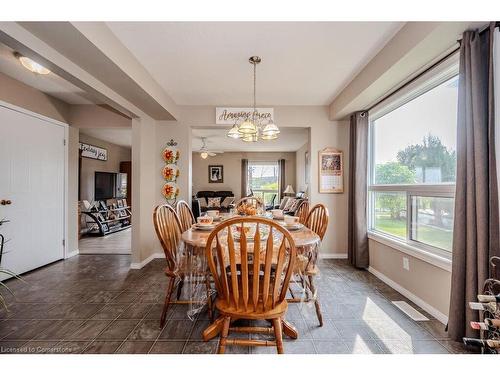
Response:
[208, 165, 224, 183]
[318, 148, 344, 193]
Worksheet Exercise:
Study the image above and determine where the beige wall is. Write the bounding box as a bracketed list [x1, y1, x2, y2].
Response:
[192, 151, 296, 200]
[0, 72, 70, 123]
[69, 104, 131, 128]
[79, 133, 131, 202]
[369, 239, 451, 320]
[295, 138, 311, 195]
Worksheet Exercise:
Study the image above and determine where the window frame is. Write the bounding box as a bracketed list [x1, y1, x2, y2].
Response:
[247, 160, 281, 204]
[367, 54, 459, 264]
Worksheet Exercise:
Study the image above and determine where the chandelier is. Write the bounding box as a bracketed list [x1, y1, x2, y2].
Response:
[226, 56, 280, 142]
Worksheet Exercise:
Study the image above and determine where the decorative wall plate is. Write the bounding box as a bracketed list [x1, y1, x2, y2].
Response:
[162, 165, 180, 182]
[162, 182, 180, 201]
[162, 139, 180, 164]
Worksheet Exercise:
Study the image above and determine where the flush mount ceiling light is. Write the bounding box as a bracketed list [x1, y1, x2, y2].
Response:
[226, 56, 279, 142]
[14, 53, 51, 75]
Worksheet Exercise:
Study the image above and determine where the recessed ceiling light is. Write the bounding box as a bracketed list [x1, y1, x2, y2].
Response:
[15, 53, 50, 75]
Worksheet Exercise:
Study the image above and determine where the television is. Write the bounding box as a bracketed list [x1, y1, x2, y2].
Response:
[94, 172, 127, 201]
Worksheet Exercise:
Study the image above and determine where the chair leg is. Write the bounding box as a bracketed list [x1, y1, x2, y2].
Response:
[300, 275, 310, 299]
[272, 317, 284, 354]
[308, 275, 323, 327]
[160, 277, 176, 329]
[217, 316, 231, 354]
[176, 277, 184, 300]
[204, 275, 214, 322]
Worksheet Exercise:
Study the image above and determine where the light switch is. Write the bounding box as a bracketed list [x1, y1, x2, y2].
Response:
[403, 257, 410, 271]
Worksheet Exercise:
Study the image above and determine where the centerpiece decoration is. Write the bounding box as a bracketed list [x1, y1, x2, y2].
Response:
[237, 202, 258, 216]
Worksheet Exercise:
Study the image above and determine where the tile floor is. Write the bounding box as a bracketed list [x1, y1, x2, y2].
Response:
[0, 255, 472, 354]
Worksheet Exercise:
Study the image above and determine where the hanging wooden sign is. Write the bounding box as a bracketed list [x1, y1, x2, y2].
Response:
[79, 142, 108, 161]
[216, 107, 274, 125]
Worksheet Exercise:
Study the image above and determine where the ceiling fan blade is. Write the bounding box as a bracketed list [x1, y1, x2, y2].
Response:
[208, 152, 217, 156]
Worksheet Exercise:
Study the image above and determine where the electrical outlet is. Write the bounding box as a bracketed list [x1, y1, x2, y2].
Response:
[403, 257, 410, 271]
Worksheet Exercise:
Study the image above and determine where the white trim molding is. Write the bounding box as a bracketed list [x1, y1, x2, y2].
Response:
[368, 232, 452, 272]
[130, 252, 165, 269]
[65, 249, 79, 259]
[368, 266, 448, 324]
[320, 253, 348, 259]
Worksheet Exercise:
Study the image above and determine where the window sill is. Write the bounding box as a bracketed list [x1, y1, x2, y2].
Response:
[367, 231, 452, 272]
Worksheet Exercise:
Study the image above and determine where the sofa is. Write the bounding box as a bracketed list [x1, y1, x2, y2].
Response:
[273, 195, 308, 216]
[192, 190, 235, 217]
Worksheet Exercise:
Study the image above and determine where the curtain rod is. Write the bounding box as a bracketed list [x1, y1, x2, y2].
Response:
[366, 21, 499, 113]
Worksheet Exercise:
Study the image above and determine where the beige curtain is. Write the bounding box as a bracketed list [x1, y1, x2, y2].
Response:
[448, 24, 500, 341]
[241, 159, 248, 198]
[348, 111, 369, 269]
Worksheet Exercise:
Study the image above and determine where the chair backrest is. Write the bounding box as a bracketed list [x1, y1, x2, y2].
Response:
[205, 217, 296, 312]
[305, 204, 329, 241]
[295, 200, 310, 225]
[176, 200, 195, 232]
[153, 204, 182, 272]
[235, 196, 264, 209]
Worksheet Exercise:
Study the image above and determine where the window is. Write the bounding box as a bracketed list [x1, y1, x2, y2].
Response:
[368, 69, 458, 257]
[247, 161, 279, 206]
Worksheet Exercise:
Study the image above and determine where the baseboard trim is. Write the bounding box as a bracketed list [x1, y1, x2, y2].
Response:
[320, 253, 348, 259]
[368, 266, 448, 325]
[65, 249, 79, 259]
[130, 252, 165, 269]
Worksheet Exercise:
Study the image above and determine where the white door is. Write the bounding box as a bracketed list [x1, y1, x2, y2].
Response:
[0, 104, 65, 279]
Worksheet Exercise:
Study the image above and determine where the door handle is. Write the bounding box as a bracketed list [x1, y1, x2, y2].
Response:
[0, 199, 11, 205]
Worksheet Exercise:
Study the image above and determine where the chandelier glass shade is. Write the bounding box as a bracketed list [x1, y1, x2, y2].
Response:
[238, 119, 258, 135]
[227, 124, 242, 139]
[226, 56, 279, 142]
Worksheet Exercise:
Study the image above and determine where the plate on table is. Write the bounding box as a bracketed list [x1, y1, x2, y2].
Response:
[282, 223, 304, 231]
[232, 229, 269, 242]
[192, 223, 216, 231]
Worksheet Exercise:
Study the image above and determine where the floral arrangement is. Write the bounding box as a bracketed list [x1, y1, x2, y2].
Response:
[237, 203, 258, 216]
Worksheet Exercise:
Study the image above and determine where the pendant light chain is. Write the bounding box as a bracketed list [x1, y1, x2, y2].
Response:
[253, 60, 257, 122]
[226, 56, 279, 141]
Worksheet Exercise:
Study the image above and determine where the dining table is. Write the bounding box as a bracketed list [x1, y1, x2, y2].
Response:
[179, 214, 321, 341]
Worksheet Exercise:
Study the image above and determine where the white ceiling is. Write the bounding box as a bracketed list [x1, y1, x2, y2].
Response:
[107, 22, 404, 106]
[192, 127, 308, 153]
[0, 43, 97, 105]
[80, 128, 132, 148]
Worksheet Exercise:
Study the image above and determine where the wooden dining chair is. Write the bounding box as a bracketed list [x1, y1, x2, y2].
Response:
[153, 204, 213, 328]
[235, 196, 264, 210]
[205, 217, 297, 354]
[176, 200, 195, 233]
[295, 200, 310, 225]
[301, 203, 329, 326]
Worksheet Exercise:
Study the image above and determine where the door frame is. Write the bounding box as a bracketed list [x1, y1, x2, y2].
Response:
[0, 99, 70, 260]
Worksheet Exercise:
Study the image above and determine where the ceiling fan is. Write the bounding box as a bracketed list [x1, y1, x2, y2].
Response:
[197, 137, 224, 159]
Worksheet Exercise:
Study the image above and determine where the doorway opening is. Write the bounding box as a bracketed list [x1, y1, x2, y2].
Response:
[190, 126, 311, 217]
[78, 127, 133, 255]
